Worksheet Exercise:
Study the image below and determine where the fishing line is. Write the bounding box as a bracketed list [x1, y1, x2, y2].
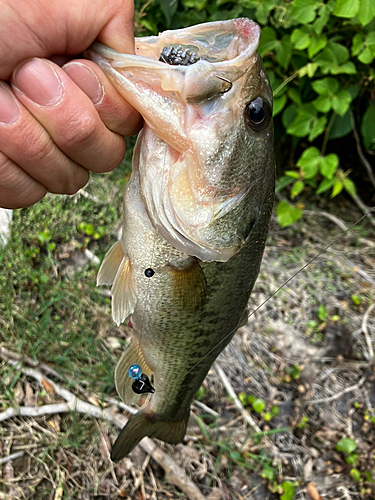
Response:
[150, 206, 375, 395]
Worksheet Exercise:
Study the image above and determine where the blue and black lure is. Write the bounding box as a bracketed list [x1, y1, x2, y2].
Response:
[128, 364, 155, 395]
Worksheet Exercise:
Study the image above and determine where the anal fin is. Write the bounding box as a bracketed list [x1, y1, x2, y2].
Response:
[115, 340, 153, 406]
[111, 409, 190, 461]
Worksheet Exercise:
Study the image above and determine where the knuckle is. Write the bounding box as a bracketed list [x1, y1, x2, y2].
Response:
[22, 124, 55, 163]
[59, 111, 99, 149]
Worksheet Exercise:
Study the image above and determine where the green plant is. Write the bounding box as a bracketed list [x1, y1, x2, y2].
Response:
[336, 437, 358, 464]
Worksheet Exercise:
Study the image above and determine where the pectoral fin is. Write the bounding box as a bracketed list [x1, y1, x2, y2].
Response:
[97, 241, 137, 326]
[115, 340, 153, 406]
[168, 258, 206, 311]
[111, 409, 190, 461]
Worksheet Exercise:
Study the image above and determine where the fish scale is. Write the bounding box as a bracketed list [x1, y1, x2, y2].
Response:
[89, 18, 275, 460]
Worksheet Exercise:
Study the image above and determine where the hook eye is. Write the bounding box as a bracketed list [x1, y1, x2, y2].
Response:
[215, 75, 233, 94]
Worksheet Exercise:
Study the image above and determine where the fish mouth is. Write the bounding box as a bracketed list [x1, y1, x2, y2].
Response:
[87, 19, 261, 104]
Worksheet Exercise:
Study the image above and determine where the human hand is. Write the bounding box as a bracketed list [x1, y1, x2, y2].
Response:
[0, 0, 142, 209]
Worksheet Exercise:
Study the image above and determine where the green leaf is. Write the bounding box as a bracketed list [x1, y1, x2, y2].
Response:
[343, 177, 357, 198]
[345, 453, 358, 464]
[273, 94, 287, 116]
[158, 0, 178, 26]
[314, 43, 356, 74]
[291, 0, 318, 24]
[316, 177, 335, 194]
[351, 34, 364, 56]
[309, 116, 327, 141]
[254, 0, 275, 24]
[320, 154, 339, 179]
[296, 147, 320, 178]
[318, 304, 327, 321]
[298, 62, 319, 78]
[291, 180, 305, 198]
[361, 105, 375, 150]
[276, 175, 295, 192]
[259, 27, 278, 56]
[252, 398, 266, 413]
[312, 95, 332, 113]
[275, 36, 292, 69]
[312, 78, 339, 96]
[285, 170, 300, 179]
[331, 178, 344, 197]
[350, 469, 361, 481]
[261, 466, 275, 480]
[281, 480, 295, 500]
[358, 0, 375, 25]
[329, 111, 352, 140]
[288, 88, 302, 106]
[276, 201, 303, 227]
[332, 90, 352, 116]
[271, 405, 280, 416]
[282, 104, 297, 129]
[287, 106, 317, 138]
[308, 34, 328, 57]
[313, 5, 330, 35]
[291, 29, 311, 50]
[334, 0, 359, 18]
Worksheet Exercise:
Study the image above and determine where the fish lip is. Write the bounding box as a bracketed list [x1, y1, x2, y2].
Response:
[87, 18, 261, 84]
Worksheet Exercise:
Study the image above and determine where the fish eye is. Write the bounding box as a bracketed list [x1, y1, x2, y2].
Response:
[244, 97, 271, 131]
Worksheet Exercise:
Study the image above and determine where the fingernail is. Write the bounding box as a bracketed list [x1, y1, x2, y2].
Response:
[13, 58, 63, 106]
[64, 62, 104, 105]
[0, 83, 20, 124]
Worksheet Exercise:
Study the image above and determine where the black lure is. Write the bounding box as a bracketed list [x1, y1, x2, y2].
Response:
[132, 373, 155, 395]
[159, 45, 200, 66]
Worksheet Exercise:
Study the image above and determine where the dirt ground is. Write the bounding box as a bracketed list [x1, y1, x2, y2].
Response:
[0, 199, 374, 500]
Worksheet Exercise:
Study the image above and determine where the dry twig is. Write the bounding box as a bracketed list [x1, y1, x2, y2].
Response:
[361, 303, 375, 360]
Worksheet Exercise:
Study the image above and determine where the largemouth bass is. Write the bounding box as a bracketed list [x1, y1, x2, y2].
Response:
[88, 18, 275, 461]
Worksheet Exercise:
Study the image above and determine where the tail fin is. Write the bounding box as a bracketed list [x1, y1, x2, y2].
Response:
[97, 241, 136, 326]
[115, 340, 153, 406]
[111, 409, 190, 461]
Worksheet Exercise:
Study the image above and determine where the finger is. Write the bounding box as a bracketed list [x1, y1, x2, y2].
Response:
[0, 81, 89, 198]
[12, 58, 126, 173]
[0, 152, 47, 209]
[63, 60, 142, 136]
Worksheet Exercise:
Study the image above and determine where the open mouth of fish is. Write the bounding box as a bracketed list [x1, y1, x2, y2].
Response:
[87, 19, 273, 262]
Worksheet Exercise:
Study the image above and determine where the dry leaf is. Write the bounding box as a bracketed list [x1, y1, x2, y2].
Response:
[24, 382, 36, 406]
[48, 415, 61, 433]
[307, 482, 322, 500]
[88, 395, 101, 407]
[53, 486, 64, 500]
[99, 433, 111, 461]
[14, 383, 24, 405]
[42, 377, 55, 394]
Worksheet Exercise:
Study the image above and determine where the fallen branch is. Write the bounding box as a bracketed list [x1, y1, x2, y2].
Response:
[362, 303, 375, 360]
[305, 376, 367, 405]
[0, 357, 205, 500]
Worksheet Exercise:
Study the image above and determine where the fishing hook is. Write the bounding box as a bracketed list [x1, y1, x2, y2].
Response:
[215, 75, 233, 94]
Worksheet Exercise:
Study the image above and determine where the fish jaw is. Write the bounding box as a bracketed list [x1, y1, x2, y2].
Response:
[87, 19, 273, 262]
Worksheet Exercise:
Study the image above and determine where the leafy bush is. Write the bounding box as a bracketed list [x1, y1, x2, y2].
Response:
[134, 0, 375, 225]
